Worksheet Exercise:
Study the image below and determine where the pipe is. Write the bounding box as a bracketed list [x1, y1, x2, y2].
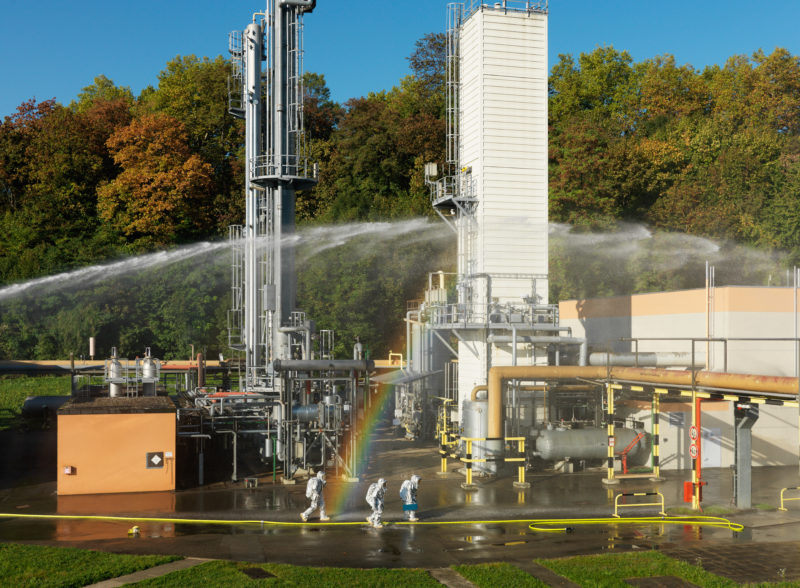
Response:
[511, 325, 517, 366]
[487, 365, 800, 440]
[589, 352, 706, 368]
[471, 385, 487, 401]
[487, 335, 587, 366]
[272, 359, 374, 372]
[197, 352, 205, 387]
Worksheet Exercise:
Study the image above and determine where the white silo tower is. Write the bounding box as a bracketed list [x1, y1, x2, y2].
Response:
[424, 1, 572, 471]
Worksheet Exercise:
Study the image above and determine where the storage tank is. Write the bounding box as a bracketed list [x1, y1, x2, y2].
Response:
[108, 349, 123, 398]
[461, 399, 502, 475]
[142, 348, 158, 396]
[532, 427, 651, 466]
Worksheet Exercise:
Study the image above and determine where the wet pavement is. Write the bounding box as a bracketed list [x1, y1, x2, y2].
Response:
[1, 424, 800, 584]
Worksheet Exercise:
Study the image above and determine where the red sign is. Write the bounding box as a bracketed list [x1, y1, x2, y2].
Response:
[690, 426, 698, 441]
[608, 436, 615, 447]
[689, 444, 698, 458]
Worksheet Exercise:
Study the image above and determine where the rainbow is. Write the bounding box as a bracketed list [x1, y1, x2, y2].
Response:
[326, 380, 395, 515]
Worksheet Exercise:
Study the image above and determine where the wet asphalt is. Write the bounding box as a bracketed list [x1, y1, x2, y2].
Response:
[1, 425, 800, 583]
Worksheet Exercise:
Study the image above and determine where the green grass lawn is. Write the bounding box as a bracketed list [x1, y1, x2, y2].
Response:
[537, 551, 800, 587]
[3, 542, 799, 587]
[132, 560, 441, 587]
[0, 375, 71, 431]
[0, 543, 179, 588]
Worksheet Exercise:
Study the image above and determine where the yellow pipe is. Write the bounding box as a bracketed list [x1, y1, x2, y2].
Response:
[487, 366, 800, 440]
[470, 385, 487, 401]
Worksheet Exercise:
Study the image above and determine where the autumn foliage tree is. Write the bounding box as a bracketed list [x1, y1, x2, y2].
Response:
[97, 113, 214, 250]
[7, 38, 800, 359]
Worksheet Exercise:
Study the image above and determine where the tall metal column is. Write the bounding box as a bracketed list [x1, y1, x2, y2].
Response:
[231, 1, 316, 391]
[603, 383, 619, 485]
[734, 400, 759, 509]
[244, 22, 263, 388]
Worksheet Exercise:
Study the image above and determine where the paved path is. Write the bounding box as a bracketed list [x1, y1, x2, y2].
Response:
[515, 562, 581, 587]
[85, 557, 210, 587]
[429, 568, 476, 587]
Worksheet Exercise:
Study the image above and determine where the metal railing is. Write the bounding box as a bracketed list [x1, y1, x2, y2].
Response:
[251, 154, 318, 182]
[459, 0, 548, 21]
[779, 486, 800, 511]
[613, 491, 666, 518]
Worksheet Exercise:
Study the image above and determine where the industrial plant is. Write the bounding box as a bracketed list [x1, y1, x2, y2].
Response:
[45, 0, 800, 519]
[57, 0, 373, 496]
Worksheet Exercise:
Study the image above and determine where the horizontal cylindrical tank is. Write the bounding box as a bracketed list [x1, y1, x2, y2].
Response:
[533, 427, 650, 465]
[21, 395, 69, 419]
[273, 359, 374, 372]
[292, 404, 319, 423]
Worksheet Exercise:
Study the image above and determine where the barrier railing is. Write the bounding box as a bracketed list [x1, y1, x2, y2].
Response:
[779, 486, 800, 511]
[457, 436, 529, 489]
[612, 491, 666, 518]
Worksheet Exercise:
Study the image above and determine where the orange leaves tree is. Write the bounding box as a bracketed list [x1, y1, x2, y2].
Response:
[98, 112, 214, 250]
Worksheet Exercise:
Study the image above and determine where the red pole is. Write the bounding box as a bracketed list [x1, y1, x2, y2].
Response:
[696, 396, 703, 503]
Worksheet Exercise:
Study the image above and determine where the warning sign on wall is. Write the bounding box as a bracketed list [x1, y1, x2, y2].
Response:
[146, 452, 164, 469]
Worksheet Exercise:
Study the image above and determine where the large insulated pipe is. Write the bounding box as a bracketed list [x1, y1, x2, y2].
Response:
[487, 366, 800, 440]
[197, 352, 205, 387]
[589, 352, 706, 368]
[273, 359, 374, 372]
[487, 335, 588, 366]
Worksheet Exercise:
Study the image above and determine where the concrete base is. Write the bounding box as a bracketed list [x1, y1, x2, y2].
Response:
[460, 483, 478, 491]
[554, 460, 574, 473]
[280, 477, 297, 485]
[513, 481, 531, 489]
[436, 471, 452, 478]
[601, 478, 620, 485]
[648, 476, 665, 482]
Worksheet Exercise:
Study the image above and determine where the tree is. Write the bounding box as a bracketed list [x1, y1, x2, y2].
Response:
[0, 98, 131, 282]
[72, 75, 134, 113]
[137, 55, 245, 233]
[407, 32, 446, 101]
[303, 72, 341, 142]
[97, 113, 214, 250]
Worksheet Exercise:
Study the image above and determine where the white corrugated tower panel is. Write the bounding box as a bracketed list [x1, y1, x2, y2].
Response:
[460, 8, 549, 304]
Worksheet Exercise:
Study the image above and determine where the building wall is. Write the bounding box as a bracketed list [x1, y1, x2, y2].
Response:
[456, 6, 549, 423]
[57, 413, 176, 495]
[459, 7, 548, 303]
[559, 286, 800, 469]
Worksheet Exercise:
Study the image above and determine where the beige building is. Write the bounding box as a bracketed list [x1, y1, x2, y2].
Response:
[57, 397, 176, 495]
[559, 286, 800, 470]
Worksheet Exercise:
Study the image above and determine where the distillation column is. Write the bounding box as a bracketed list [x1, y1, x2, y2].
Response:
[243, 21, 264, 389]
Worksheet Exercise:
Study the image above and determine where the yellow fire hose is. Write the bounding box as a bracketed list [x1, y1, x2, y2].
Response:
[0, 512, 742, 532]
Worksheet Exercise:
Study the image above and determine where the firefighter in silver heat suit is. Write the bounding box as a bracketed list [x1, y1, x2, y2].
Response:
[301, 471, 329, 522]
[365, 478, 387, 527]
[399, 474, 421, 521]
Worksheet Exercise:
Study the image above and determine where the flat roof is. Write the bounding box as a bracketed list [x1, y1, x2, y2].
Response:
[59, 396, 176, 415]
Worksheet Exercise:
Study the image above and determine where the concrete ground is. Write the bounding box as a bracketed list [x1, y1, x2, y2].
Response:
[1, 424, 800, 584]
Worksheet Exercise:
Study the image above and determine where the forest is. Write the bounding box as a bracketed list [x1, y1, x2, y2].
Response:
[2, 34, 800, 360]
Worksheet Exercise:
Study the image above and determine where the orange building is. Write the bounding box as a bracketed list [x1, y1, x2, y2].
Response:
[57, 396, 176, 495]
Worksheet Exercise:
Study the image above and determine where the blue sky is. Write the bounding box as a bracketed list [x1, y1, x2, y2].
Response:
[2, 0, 800, 119]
